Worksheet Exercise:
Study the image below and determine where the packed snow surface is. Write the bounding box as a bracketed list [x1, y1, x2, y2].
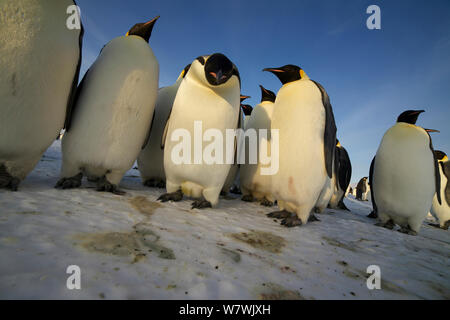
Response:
[0, 142, 449, 299]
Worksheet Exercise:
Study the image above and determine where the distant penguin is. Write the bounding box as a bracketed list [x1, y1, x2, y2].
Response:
[429, 150, 450, 230]
[159, 53, 241, 209]
[372, 110, 441, 235]
[56, 17, 160, 194]
[221, 95, 251, 197]
[240, 85, 277, 207]
[356, 177, 368, 201]
[0, 0, 83, 191]
[241, 105, 254, 129]
[264, 65, 337, 227]
[329, 140, 352, 210]
[138, 63, 191, 189]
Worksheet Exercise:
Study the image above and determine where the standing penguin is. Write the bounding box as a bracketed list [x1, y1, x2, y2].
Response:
[372, 110, 441, 235]
[429, 150, 450, 230]
[240, 85, 277, 206]
[264, 65, 337, 227]
[56, 17, 160, 194]
[356, 177, 368, 201]
[137, 63, 191, 189]
[159, 53, 241, 209]
[221, 95, 251, 197]
[0, 0, 83, 190]
[329, 140, 352, 210]
[241, 105, 254, 129]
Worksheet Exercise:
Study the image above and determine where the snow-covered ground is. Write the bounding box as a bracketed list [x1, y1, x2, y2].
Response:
[0, 141, 449, 300]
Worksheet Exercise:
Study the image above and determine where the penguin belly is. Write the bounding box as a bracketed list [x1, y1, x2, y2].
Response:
[240, 101, 276, 202]
[61, 36, 158, 185]
[271, 81, 327, 223]
[0, 0, 81, 181]
[164, 78, 240, 206]
[373, 124, 435, 232]
[138, 81, 180, 187]
[430, 162, 450, 229]
[315, 174, 336, 213]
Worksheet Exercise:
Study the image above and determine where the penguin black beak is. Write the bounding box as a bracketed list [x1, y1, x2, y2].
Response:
[263, 68, 285, 74]
[413, 110, 425, 115]
[240, 95, 251, 101]
[425, 128, 440, 133]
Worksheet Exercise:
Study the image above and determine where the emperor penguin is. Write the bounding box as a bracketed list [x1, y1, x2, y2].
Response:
[356, 177, 369, 201]
[264, 65, 337, 227]
[241, 105, 254, 129]
[240, 85, 277, 207]
[159, 53, 241, 209]
[372, 110, 441, 235]
[429, 150, 450, 230]
[137, 63, 191, 189]
[56, 17, 160, 194]
[0, 0, 83, 190]
[329, 140, 352, 210]
[221, 95, 251, 197]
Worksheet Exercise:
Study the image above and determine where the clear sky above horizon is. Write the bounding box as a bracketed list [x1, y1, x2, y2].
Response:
[76, 0, 450, 184]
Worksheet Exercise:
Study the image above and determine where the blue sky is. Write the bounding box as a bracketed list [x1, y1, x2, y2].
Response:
[76, 0, 450, 184]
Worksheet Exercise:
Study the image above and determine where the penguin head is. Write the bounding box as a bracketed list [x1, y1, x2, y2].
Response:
[189, 53, 240, 88]
[263, 65, 309, 85]
[396, 110, 425, 124]
[240, 95, 251, 103]
[435, 150, 448, 162]
[177, 64, 192, 81]
[241, 104, 253, 116]
[126, 16, 159, 42]
[259, 85, 276, 103]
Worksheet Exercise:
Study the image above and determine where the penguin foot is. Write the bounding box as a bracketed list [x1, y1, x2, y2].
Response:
[260, 198, 274, 207]
[428, 223, 441, 229]
[308, 214, 321, 222]
[96, 177, 126, 195]
[281, 216, 303, 228]
[87, 176, 100, 183]
[143, 178, 157, 188]
[398, 226, 417, 236]
[443, 221, 450, 230]
[267, 210, 291, 219]
[367, 211, 378, 219]
[314, 207, 322, 214]
[155, 180, 166, 189]
[230, 186, 242, 195]
[338, 200, 350, 211]
[241, 195, 254, 202]
[220, 191, 228, 197]
[0, 165, 20, 191]
[55, 173, 83, 190]
[191, 199, 212, 209]
[158, 190, 183, 202]
[375, 219, 395, 230]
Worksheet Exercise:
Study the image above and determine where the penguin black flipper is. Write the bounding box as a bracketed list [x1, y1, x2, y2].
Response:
[64, 16, 84, 132]
[65, 66, 89, 132]
[428, 135, 442, 205]
[311, 81, 337, 179]
[369, 156, 378, 215]
[141, 111, 156, 150]
[441, 161, 450, 206]
[338, 146, 352, 192]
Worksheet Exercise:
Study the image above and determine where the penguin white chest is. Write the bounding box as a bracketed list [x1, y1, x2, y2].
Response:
[374, 124, 435, 223]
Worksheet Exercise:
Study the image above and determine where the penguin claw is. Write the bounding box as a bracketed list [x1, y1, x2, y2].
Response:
[267, 210, 291, 219]
[241, 195, 254, 202]
[308, 214, 321, 222]
[96, 177, 125, 195]
[375, 220, 395, 230]
[155, 180, 166, 189]
[281, 216, 303, 228]
[191, 199, 212, 209]
[158, 190, 183, 202]
[143, 179, 156, 188]
[260, 198, 274, 207]
[398, 226, 417, 236]
[367, 211, 378, 219]
[55, 173, 83, 190]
